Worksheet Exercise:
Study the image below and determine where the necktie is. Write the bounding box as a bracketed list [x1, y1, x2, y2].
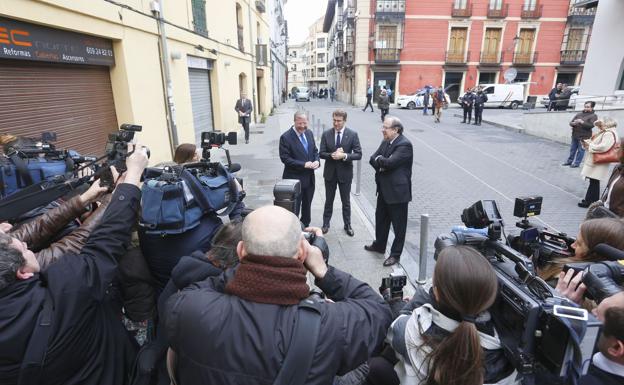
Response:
[299, 133, 308, 152]
[336, 132, 341, 148]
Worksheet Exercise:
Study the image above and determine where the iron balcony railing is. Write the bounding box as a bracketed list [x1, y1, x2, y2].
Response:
[346, 0, 356, 20]
[375, 0, 406, 19]
[452, 1, 472, 18]
[521, 3, 543, 19]
[513, 51, 538, 65]
[480, 51, 502, 64]
[375, 48, 401, 63]
[445, 50, 469, 64]
[487, 3, 509, 18]
[560, 49, 587, 65]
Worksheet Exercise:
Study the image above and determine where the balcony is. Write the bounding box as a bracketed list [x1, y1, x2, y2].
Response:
[560, 49, 587, 65]
[375, 48, 401, 64]
[487, 3, 509, 18]
[445, 50, 469, 64]
[521, 3, 543, 19]
[336, 12, 343, 31]
[452, 1, 472, 18]
[568, 4, 596, 24]
[255, 0, 266, 13]
[480, 51, 502, 65]
[513, 51, 538, 65]
[375, 0, 406, 20]
[335, 56, 344, 68]
[344, 51, 354, 65]
[346, 0, 356, 20]
[237, 25, 244, 52]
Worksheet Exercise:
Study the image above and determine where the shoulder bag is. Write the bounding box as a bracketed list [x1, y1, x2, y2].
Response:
[592, 132, 621, 164]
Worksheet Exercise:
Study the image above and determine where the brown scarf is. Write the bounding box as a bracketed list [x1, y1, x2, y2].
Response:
[225, 254, 309, 305]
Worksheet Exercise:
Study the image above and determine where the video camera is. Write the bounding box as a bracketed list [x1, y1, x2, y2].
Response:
[379, 273, 407, 301]
[563, 244, 624, 304]
[435, 199, 601, 384]
[99, 124, 150, 188]
[506, 196, 575, 269]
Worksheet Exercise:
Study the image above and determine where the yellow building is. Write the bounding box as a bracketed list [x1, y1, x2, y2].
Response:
[0, 0, 272, 163]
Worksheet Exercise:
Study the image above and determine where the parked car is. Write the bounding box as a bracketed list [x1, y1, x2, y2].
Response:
[539, 86, 580, 109]
[295, 86, 310, 102]
[459, 83, 525, 109]
[396, 89, 450, 109]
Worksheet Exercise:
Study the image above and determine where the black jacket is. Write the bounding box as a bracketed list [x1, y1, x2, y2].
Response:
[319, 127, 363, 183]
[163, 266, 393, 385]
[580, 362, 624, 385]
[279, 127, 320, 189]
[474, 92, 488, 107]
[0, 184, 141, 385]
[461, 92, 475, 108]
[369, 134, 413, 204]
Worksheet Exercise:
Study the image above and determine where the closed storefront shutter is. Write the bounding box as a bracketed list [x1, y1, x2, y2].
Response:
[188, 67, 214, 146]
[0, 60, 117, 156]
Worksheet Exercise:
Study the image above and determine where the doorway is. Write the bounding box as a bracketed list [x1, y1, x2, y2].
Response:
[373, 72, 397, 103]
[444, 71, 464, 102]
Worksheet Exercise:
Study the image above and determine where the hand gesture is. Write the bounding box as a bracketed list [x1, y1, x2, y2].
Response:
[79, 179, 109, 205]
[555, 269, 586, 305]
[302, 227, 328, 279]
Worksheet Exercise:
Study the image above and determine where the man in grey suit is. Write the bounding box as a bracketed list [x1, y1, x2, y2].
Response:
[320, 109, 362, 236]
[235, 92, 253, 144]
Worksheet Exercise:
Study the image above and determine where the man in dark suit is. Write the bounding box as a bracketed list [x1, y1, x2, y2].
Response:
[365, 116, 413, 266]
[279, 111, 320, 227]
[319, 109, 362, 236]
[235, 92, 253, 144]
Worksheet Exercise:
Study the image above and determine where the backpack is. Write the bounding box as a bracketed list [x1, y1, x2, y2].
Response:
[0, 155, 71, 199]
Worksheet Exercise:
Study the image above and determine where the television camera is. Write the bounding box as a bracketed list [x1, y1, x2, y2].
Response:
[435, 199, 601, 384]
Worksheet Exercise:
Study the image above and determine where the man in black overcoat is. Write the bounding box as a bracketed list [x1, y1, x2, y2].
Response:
[319, 109, 362, 236]
[235, 92, 253, 144]
[365, 116, 413, 267]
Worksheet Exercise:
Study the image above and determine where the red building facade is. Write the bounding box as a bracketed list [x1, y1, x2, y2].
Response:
[370, 0, 594, 102]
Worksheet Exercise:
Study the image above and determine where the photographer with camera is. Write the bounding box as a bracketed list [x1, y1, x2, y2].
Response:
[162, 205, 392, 385]
[0, 145, 148, 385]
[373, 246, 516, 385]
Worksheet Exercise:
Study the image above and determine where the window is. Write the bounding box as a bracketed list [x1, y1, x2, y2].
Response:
[454, 0, 468, 8]
[479, 72, 497, 84]
[192, 0, 208, 37]
[377, 25, 398, 49]
[318, 68, 325, 77]
[523, 0, 537, 10]
[291, 64, 297, 71]
[317, 53, 325, 63]
[489, 0, 503, 10]
[317, 38, 325, 48]
[515, 72, 530, 82]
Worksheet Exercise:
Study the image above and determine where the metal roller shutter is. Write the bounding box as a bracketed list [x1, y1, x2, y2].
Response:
[0, 60, 118, 156]
[188, 68, 214, 146]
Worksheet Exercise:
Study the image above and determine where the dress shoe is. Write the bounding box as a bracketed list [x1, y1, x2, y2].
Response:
[561, 162, 572, 166]
[383, 256, 400, 267]
[461, 120, 466, 123]
[578, 200, 591, 208]
[364, 244, 384, 253]
[245, 139, 249, 144]
[322, 226, 329, 234]
[570, 164, 580, 168]
[344, 225, 354, 237]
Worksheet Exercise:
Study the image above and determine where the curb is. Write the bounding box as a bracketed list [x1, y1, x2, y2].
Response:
[452, 113, 524, 133]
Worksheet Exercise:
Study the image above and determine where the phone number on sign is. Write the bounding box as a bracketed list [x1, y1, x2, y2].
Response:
[86, 47, 113, 57]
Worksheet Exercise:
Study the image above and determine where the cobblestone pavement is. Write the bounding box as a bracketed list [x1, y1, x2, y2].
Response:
[284, 99, 604, 278]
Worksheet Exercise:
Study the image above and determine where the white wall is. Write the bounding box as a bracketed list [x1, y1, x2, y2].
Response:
[579, 0, 624, 96]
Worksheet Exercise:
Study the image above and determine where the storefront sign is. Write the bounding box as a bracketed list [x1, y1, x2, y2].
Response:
[0, 17, 115, 66]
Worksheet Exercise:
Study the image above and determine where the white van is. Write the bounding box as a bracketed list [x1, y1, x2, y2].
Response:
[465, 83, 525, 109]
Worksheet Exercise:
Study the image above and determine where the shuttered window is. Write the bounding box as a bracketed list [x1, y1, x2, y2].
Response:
[188, 68, 214, 146]
[0, 60, 117, 156]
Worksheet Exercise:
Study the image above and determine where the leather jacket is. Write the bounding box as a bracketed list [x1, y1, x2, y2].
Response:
[11, 195, 111, 270]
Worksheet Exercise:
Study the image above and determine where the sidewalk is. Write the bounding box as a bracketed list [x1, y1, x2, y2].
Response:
[228, 100, 409, 291]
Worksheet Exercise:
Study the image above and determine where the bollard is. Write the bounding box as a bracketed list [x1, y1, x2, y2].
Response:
[417, 214, 429, 285]
[354, 159, 362, 195]
[321, 123, 326, 138]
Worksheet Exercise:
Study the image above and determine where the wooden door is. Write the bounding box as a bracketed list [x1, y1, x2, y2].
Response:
[483, 28, 502, 63]
[516, 29, 535, 63]
[449, 27, 467, 61]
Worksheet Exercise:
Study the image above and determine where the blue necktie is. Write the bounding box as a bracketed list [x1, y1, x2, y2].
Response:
[336, 132, 341, 148]
[299, 133, 308, 152]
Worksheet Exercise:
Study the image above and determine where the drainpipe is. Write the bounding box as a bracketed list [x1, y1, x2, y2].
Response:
[248, 1, 258, 123]
[151, 0, 179, 153]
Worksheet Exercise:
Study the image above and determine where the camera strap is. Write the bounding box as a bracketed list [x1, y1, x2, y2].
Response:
[272, 296, 322, 385]
[9, 154, 34, 188]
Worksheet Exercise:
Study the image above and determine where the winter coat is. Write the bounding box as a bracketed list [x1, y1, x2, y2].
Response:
[10, 195, 111, 270]
[557, 88, 573, 108]
[570, 112, 598, 140]
[0, 184, 141, 385]
[378, 94, 390, 110]
[474, 92, 489, 107]
[579, 353, 624, 385]
[387, 287, 517, 385]
[461, 92, 475, 108]
[581, 128, 619, 181]
[432, 91, 446, 108]
[602, 165, 624, 217]
[163, 266, 393, 385]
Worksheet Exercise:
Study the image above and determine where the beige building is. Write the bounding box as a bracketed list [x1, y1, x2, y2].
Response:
[287, 42, 306, 91]
[0, 0, 274, 163]
[302, 16, 329, 92]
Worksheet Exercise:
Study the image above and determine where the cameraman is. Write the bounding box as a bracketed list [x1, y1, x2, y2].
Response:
[162, 205, 392, 385]
[0, 145, 148, 385]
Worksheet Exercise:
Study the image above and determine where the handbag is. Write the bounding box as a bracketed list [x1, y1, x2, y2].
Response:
[592, 132, 620, 164]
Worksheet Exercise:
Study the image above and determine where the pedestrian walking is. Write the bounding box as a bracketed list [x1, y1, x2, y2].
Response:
[234, 92, 253, 144]
[363, 86, 374, 112]
[423, 87, 431, 115]
[378, 89, 390, 122]
[461, 88, 475, 124]
[473, 88, 488, 125]
[579, 117, 619, 208]
[432, 86, 446, 123]
[548, 83, 562, 112]
[319, 109, 362, 236]
[365, 116, 413, 267]
[330, 86, 335, 102]
[563, 101, 598, 168]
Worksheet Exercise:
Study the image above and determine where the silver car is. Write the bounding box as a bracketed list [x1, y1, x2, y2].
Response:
[295, 87, 310, 102]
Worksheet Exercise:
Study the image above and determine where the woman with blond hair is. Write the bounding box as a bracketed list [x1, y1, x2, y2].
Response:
[578, 117, 619, 208]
